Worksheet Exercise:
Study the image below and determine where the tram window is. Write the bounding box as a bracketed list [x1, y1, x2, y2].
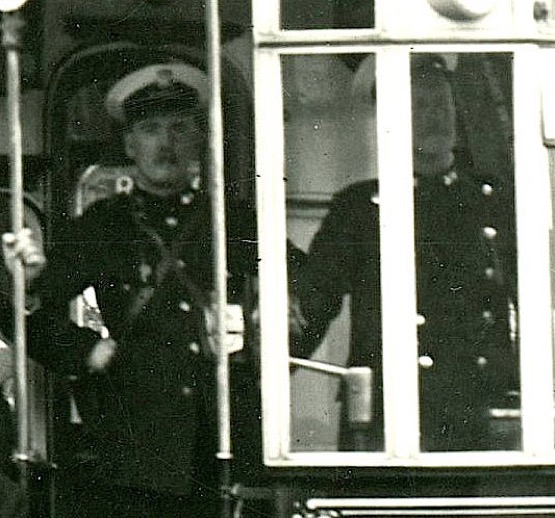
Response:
[412, 53, 519, 452]
[285, 53, 379, 452]
[281, 0, 374, 31]
[284, 51, 522, 455]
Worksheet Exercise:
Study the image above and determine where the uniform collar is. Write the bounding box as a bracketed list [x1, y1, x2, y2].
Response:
[128, 187, 207, 230]
[132, 184, 202, 211]
[414, 169, 458, 190]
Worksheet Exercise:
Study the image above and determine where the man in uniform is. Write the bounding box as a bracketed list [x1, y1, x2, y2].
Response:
[4, 62, 259, 517]
[292, 54, 519, 452]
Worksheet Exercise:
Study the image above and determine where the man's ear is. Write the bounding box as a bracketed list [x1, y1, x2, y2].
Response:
[123, 131, 135, 160]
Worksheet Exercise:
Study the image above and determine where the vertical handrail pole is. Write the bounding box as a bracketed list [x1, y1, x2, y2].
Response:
[205, 1, 231, 516]
[1, 7, 30, 493]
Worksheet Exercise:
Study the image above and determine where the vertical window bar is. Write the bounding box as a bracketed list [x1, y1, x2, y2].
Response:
[252, 1, 281, 37]
[2, 9, 31, 490]
[376, 48, 420, 458]
[514, 46, 555, 455]
[206, 0, 230, 463]
[253, 48, 291, 461]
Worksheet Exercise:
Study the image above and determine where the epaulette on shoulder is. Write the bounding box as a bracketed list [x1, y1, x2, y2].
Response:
[74, 164, 137, 216]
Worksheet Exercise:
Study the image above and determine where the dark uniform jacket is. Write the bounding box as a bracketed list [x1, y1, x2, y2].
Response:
[28, 188, 259, 494]
[294, 172, 518, 452]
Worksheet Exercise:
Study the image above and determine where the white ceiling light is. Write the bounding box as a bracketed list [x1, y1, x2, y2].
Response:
[427, 0, 501, 20]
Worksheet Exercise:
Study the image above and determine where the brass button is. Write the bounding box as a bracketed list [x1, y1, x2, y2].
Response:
[418, 355, 434, 369]
[482, 226, 497, 239]
[182, 386, 193, 397]
[482, 310, 494, 323]
[481, 183, 494, 196]
[484, 267, 495, 280]
[165, 216, 178, 227]
[181, 193, 194, 205]
[189, 342, 200, 355]
[179, 301, 191, 312]
[442, 171, 458, 186]
[476, 356, 488, 367]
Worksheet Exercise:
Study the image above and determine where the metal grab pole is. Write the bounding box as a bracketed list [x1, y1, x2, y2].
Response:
[205, 1, 232, 517]
[1, 7, 30, 493]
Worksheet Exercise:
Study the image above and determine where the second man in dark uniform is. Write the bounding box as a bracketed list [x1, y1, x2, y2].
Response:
[292, 54, 519, 452]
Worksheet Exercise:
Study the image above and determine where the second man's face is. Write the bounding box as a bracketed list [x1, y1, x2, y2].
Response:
[124, 111, 203, 197]
[411, 66, 457, 178]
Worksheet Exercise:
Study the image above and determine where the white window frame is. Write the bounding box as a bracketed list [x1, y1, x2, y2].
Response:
[253, 3, 555, 468]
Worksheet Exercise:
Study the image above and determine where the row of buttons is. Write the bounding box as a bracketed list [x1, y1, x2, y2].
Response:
[417, 200, 500, 371]
[418, 354, 489, 369]
[441, 170, 495, 199]
[416, 308, 495, 326]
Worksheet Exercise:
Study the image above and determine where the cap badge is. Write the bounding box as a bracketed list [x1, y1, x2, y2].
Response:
[155, 68, 175, 89]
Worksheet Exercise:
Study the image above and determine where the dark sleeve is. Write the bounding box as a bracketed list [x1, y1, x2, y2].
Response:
[25, 207, 109, 375]
[292, 186, 364, 358]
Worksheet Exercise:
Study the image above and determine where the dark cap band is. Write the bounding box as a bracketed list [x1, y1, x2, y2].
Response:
[123, 83, 202, 124]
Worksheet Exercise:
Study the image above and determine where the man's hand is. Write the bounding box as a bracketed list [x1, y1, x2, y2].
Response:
[87, 337, 118, 373]
[2, 228, 46, 282]
[288, 292, 308, 337]
[203, 304, 245, 356]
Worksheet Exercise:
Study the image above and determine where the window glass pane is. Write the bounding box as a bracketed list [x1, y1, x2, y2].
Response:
[284, 51, 522, 455]
[281, 0, 374, 31]
[285, 53, 381, 452]
[413, 53, 521, 452]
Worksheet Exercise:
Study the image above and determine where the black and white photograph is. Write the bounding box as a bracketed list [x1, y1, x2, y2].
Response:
[1, 1, 555, 517]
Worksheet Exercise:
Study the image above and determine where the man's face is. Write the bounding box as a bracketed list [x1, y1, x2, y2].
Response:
[124, 111, 204, 197]
[412, 63, 457, 177]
